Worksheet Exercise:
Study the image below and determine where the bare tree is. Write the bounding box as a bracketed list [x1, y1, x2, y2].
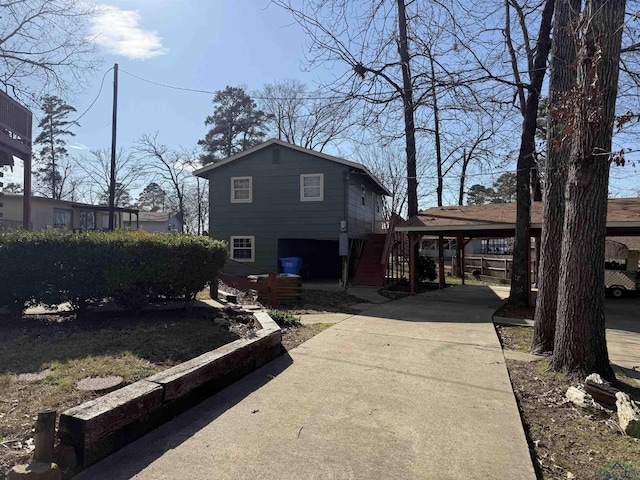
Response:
[507, 0, 555, 307]
[274, 0, 432, 217]
[0, 0, 99, 103]
[32, 154, 79, 200]
[258, 79, 352, 151]
[136, 133, 194, 232]
[357, 142, 412, 218]
[74, 148, 147, 205]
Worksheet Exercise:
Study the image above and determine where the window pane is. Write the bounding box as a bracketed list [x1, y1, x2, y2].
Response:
[234, 189, 250, 200]
[80, 211, 95, 229]
[303, 175, 321, 199]
[232, 237, 253, 260]
[53, 209, 71, 228]
[233, 178, 251, 201]
[304, 176, 320, 187]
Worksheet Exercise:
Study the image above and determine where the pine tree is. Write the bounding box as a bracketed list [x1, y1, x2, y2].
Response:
[198, 86, 271, 165]
[33, 96, 77, 199]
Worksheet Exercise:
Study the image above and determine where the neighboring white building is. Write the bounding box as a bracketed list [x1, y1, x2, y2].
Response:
[0, 194, 138, 231]
[124, 211, 184, 233]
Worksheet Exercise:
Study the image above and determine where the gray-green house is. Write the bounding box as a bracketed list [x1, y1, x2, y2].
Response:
[193, 139, 390, 280]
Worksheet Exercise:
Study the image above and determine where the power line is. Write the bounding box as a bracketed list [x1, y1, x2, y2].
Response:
[70, 67, 114, 126]
[119, 68, 352, 101]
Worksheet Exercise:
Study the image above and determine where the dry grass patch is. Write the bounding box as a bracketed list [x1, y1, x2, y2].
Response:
[0, 309, 241, 476]
[281, 323, 334, 351]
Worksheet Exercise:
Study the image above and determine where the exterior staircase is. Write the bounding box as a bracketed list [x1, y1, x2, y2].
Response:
[354, 233, 387, 287]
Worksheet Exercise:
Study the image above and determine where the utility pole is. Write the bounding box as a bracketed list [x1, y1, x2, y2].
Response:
[108, 63, 118, 231]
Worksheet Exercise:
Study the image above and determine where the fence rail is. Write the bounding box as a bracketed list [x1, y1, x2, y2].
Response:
[452, 255, 537, 284]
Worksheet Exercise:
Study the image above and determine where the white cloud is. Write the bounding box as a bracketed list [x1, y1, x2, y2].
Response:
[90, 5, 168, 60]
[69, 143, 89, 151]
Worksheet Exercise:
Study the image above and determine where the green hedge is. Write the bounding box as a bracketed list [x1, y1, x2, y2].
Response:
[0, 229, 227, 315]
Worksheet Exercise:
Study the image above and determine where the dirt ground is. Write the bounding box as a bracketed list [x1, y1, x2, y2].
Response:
[496, 323, 640, 479]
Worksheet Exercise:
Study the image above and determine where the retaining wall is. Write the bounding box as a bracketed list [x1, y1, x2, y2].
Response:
[58, 311, 282, 468]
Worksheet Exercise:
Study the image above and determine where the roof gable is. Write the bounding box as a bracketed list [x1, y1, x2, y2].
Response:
[193, 139, 390, 196]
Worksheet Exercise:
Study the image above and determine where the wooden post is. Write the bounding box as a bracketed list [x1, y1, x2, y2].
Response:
[23, 154, 31, 229]
[534, 233, 541, 285]
[438, 235, 445, 289]
[410, 234, 418, 294]
[526, 231, 532, 307]
[459, 235, 465, 285]
[34, 411, 56, 462]
[267, 272, 277, 308]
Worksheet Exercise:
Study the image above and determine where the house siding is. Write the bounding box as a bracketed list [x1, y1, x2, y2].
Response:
[346, 176, 384, 238]
[207, 144, 354, 276]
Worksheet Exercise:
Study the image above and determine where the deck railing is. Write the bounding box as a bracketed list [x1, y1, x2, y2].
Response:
[381, 213, 407, 283]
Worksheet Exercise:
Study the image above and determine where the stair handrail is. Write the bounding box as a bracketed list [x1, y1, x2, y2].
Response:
[381, 213, 403, 267]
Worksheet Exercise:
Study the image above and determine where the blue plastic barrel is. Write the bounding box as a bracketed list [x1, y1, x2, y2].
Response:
[280, 256, 302, 275]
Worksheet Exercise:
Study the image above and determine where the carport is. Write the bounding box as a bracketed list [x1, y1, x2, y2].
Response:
[396, 198, 640, 303]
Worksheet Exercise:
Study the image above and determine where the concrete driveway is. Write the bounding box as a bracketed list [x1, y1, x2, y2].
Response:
[604, 294, 640, 376]
[77, 286, 535, 480]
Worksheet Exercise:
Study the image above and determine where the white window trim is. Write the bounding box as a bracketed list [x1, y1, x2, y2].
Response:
[230, 235, 255, 262]
[231, 176, 253, 203]
[300, 173, 324, 202]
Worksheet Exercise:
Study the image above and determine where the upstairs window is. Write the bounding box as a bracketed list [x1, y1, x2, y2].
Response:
[231, 176, 252, 203]
[230, 236, 255, 262]
[300, 174, 323, 201]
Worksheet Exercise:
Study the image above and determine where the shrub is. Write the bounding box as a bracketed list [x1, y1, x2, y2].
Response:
[418, 255, 437, 282]
[0, 229, 227, 315]
[266, 309, 301, 328]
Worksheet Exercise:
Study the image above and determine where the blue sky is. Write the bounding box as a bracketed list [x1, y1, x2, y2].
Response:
[71, 0, 315, 155]
[4, 0, 639, 203]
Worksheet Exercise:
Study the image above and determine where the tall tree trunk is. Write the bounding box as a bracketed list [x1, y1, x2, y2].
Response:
[397, 0, 418, 219]
[397, 0, 421, 290]
[430, 54, 444, 207]
[532, 0, 579, 353]
[509, 0, 555, 307]
[531, 169, 542, 202]
[459, 149, 470, 206]
[550, 0, 624, 380]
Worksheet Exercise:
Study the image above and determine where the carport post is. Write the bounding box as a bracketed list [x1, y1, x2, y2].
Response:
[410, 234, 420, 294]
[457, 235, 465, 285]
[268, 273, 278, 308]
[438, 235, 445, 289]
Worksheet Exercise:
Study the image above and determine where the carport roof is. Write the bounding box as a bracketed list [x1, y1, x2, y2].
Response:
[396, 198, 640, 236]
